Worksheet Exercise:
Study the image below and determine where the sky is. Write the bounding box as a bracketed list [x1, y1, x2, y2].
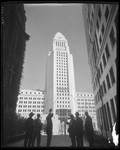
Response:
[20, 3, 93, 93]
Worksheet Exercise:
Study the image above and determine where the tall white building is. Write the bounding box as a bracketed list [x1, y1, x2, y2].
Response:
[16, 89, 45, 118]
[76, 92, 98, 130]
[45, 32, 77, 122]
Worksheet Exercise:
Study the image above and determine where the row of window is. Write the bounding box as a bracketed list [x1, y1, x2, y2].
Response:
[57, 97, 69, 100]
[91, 8, 117, 74]
[19, 97, 45, 100]
[77, 94, 93, 97]
[78, 109, 96, 113]
[56, 51, 67, 55]
[18, 105, 44, 108]
[19, 101, 44, 104]
[96, 96, 117, 131]
[56, 62, 68, 65]
[57, 93, 69, 96]
[20, 92, 44, 95]
[77, 98, 94, 101]
[93, 42, 115, 91]
[95, 66, 115, 105]
[77, 102, 95, 105]
[56, 41, 65, 47]
[57, 101, 70, 103]
[18, 109, 44, 112]
[56, 71, 68, 74]
[57, 105, 70, 108]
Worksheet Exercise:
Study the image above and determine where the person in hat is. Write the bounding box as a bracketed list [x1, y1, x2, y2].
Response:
[67, 114, 76, 147]
[85, 111, 94, 147]
[32, 114, 43, 147]
[75, 112, 83, 147]
[23, 112, 35, 147]
[46, 112, 53, 147]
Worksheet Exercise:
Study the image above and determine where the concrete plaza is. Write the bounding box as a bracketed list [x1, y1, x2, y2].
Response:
[3, 135, 89, 147]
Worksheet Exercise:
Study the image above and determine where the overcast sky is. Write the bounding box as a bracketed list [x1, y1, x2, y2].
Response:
[20, 3, 93, 93]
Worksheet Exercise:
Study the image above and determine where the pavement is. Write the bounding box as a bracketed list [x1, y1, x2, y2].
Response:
[3, 135, 90, 148]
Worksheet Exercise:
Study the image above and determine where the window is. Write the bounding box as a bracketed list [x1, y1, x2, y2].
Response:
[105, 44, 110, 61]
[106, 102, 112, 131]
[100, 62, 103, 74]
[101, 24, 105, 36]
[110, 98, 117, 123]
[95, 32, 99, 53]
[96, 20, 99, 30]
[109, 28, 116, 48]
[114, 13, 118, 31]
[99, 35, 102, 45]
[98, 6, 102, 21]
[106, 74, 111, 89]
[103, 81, 107, 94]
[105, 6, 109, 21]
[102, 53, 107, 67]
[109, 67, 115, 85]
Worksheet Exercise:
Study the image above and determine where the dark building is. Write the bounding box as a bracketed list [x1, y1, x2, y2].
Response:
[1, 3, 30, 138]
[82, 3, 118, 138]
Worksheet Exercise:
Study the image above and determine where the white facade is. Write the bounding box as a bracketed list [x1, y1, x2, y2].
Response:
[45, 32, 77, 122]
[16, 89, 45, 119]
[76, 92, 98, 130]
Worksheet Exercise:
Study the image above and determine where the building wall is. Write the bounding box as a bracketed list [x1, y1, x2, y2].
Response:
[45, 51, 54, 114]
[82, 3, 118, 138]
[76, 92, 98, 130]
[16, 89, 45, 118]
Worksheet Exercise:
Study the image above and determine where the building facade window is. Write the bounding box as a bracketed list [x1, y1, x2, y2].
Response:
[109, 67, 115, 85]
[106, 102, 113, 131]
[99, 35, 102, 45]
[105, 6, 109, 21]
[106, 74, 111, 90]
[109, 27, 116, 48]
[98, 6, 102, 21]
[96, 20, 99, 30]
[110, 98, 117, 123]
[105, 44, 110, 61]
[101, 24, 105, 36]
[100, 62, 103, 74]
[102, 53, 107, 67]
[103, 81, 107, 94]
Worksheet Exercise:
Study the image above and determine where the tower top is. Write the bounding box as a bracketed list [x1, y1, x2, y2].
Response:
[54, 32, 66, 40]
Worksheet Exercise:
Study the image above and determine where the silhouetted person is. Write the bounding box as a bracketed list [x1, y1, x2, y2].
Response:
[85, 111, 94, 147]
[46, 112, 53, 147]
[75, 112, 83, 147]
[23, 112, 34, 147]
[32, 114, 43, 147]
[67, 114, 76, 147]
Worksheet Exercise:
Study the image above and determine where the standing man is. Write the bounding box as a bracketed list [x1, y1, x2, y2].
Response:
[32, 114, 43, 147]
[75, 112, 83, 147]
[46, 109, 53, 147]
[23, 112, 34, 147]
[67, 114, 76, 147]
[85, 111, 94, 147]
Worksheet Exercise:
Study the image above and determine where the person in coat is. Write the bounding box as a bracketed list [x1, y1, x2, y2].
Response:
[75, 112, 83, 147]
[23, 112, 34, 147]
[32, 114, 43, 147]
[46, 112, 53, 147]
[67, 114, 76, 147]
[85, 111, 94, 147]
